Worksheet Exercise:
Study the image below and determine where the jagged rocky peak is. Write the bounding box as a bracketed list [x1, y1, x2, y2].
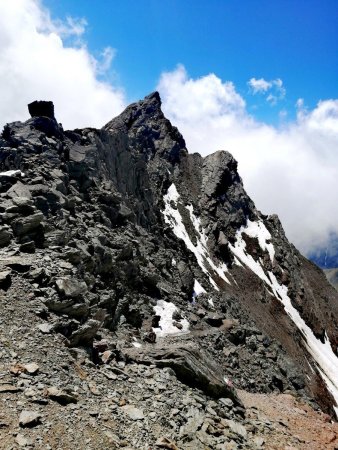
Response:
[104, 91, 187, 164]
[0, 93, 338, 447]
[104, 91, 163, 132]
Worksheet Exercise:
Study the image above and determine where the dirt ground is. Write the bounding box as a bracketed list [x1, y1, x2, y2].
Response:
[239, 390, 338, 449]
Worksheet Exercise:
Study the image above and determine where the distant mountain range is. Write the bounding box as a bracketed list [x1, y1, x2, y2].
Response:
[309, 234, 338, 269]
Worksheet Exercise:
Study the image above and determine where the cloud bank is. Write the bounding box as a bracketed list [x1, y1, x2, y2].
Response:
[0, 0, 125, 129]
[158, 65, 338, 255]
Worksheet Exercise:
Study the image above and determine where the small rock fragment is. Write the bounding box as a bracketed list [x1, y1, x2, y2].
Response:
[19, 410, 41, 427]
[15, 433, 30, 447]
[37, 323, 54, 334]
[46, 386, 78, 405]
[0, 270, 11, 290]
[10, 364, 26, 376]
[121, 405, 144, 420]
[155, 436, 179, 449]
[23, 363, 39, 375]
[55, 277, 87, 298]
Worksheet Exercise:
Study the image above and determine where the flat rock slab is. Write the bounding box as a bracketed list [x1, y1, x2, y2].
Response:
[0, 384, 21, 393]
[124, 343, 242, 405]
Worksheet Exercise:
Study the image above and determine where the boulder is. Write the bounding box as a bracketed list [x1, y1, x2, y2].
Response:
[68, 319, 101, 346]
[28, 100, 55, 119]
[12, 212, 44, 237]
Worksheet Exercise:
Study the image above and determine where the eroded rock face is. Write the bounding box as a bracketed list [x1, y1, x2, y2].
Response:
[0, 93, 337, 424]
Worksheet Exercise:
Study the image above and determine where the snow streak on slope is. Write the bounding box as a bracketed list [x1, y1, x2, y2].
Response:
[162, 184, 230, 289]
[230, 220, 338, 416]
[242, 219, 275, 262]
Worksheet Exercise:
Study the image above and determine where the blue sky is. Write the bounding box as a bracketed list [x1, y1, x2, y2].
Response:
[44, 0, 338, 123]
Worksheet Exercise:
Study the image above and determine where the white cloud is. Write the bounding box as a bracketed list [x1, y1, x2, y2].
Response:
[248, 77, 286, 104]
[248, 77, 272, 93]
[0, 0, 125, 129]
[158, 66, 338, 255]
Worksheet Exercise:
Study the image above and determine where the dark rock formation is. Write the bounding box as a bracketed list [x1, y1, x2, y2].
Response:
[28, 101, 55, 119]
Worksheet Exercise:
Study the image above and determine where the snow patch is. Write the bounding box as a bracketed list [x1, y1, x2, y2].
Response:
[0, 170, 25, 177]
[241, 219, 275, 262]
[153, 300, 189, 337]
[233, 256, 243, 267]
[193, 279, 206, 297]
[229, 230, 271, 283]
[162, 184, 230, 289]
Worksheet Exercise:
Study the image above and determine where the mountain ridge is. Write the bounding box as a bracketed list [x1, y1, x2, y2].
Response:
[0, 93, 337, 448]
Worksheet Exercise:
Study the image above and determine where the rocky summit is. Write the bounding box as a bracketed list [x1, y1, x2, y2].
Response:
[0, 93, 337, 449]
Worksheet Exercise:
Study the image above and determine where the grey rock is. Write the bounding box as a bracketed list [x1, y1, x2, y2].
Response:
[46, 386, 78, 405]
[225, 419, 247, 438]
[15, 433, 31, 447]
[219, 397, 234, 408]
[23, 363, 39, 375]
[0, 270, 11, 290]
[124, 344, 243, 404]
[0, 225, 12, 247]
[68, 319, 101, 346]
[205, 313, 224, 327]
[12, 212, 44, 236]
[0, 384, 21, 393]
[121, 405, 144, 420]
[55, 277, 87, 298]
[37, 323, 54, 334]
[19, 410, 41, 427]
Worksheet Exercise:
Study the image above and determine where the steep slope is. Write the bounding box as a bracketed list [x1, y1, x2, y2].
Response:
[0, 94, 337, 448]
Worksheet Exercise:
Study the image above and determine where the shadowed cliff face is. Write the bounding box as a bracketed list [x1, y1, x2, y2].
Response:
[0, 94, 338, 418]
